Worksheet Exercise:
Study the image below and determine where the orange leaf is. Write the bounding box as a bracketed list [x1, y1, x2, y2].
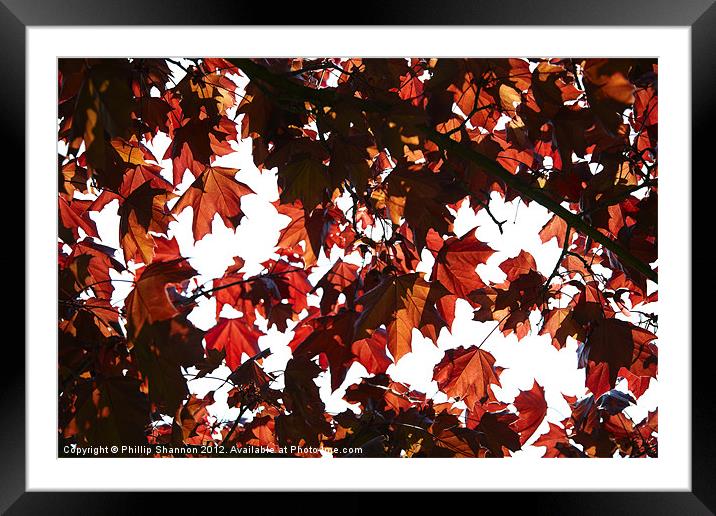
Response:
[433, 346, 500, 410]
[125, 258, 196, 337]
[172, 166, 253, 241]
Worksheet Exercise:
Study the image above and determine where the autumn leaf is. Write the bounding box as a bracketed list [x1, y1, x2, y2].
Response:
[433, 346, 500, 410]
[384, 165, 464, 251]
[174, 392, 215, 443]
[61, 240, 125, 300]
[314, 259, 360, 314]
[355, 273, 447, 362]
[539, 307, 584, 349]
[118, 180, 175, 264]
[587, 318, 657, 385]
[278, 158, 330, 212]
[174, 68, 236, 119]
[432, 230, 494, 299]
[118, 163, 174, 196]
[476, 411, 521, 457]
[204, 317, 263, 371]
[430, 418, 483, 458]
[152, 235, 183, 263]
[582, 59, 636, 135]
[211, 272, 272, 325]
[275, 357, 332, 447]
[263, 260, 313, 321]
[125, 258, 196, 338]
[532, 422, 582, 458]
[511, 381, 548, 444]
[236, 81, 274, 139]
[59, 297, 122, 339]
[344, 374, 425, 415]
[275, 202, 324, 268]
[292, 311, 358, 391]
[69, 376, 149, 446]
[172, 166, 254, 241]
[227, 359, 279, 411]
[586, 361, 612, 399]
[132, 315, 205, 414]
[499, 249, 538, 282]
[351, 329, 391, 375]
[61, 60, 135, 175]
[539, 215, 571, 247]
[617, 366, 652, 399]
[165, 116, 237, 170]
[327, 133, 375, 193]
[58, 197, 98, 243]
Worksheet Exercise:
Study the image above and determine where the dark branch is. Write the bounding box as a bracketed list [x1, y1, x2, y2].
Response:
[230, 58, 658, 283]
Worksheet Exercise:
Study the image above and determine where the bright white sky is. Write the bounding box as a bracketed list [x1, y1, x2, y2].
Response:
[79, 59, 658, 457]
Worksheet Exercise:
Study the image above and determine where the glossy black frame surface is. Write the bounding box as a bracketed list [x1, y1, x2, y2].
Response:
[3, 1, 712, 513]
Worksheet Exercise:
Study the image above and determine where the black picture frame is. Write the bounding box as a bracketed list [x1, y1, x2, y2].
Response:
[3, 1, 711, 513]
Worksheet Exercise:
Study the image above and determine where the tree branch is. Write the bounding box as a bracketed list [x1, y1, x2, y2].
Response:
[183, 266, 304, 304]
[426, 130, 657, 283]
[230, 58, 658, 283]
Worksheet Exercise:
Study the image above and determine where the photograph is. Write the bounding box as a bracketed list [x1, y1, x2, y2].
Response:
[57, 56, 659, 459]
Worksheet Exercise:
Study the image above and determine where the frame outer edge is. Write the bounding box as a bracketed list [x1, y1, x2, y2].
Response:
[691, 1, 716, 514]
[1, 0, 716, 25]
[3, 0, 712, 511]
[2, 492, 715, 515]
[0, 0, 27, 514]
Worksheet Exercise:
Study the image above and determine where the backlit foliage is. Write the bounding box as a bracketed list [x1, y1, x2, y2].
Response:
[58, 58, 658, 457]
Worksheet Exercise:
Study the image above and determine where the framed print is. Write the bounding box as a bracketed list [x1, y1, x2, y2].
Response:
[3, 0, 713, 513]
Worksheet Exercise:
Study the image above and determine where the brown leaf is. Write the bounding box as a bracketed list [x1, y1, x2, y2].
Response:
[69, 376, 149, 446]
[278, 158, 329, 212]
[384, 165, 464, 250]
[314, 259, 359, 314]
[132, 315, 205, 414]
[499, 249, 538, 282]
[355, 273, 447, 362]
[125, 258, 196, 338]
[617, 366, 652, 399]
[118, 180, 176, 264]
[275, 202, 324, 268]
[292, 311, 357, 391]
[58, 197, 98, 244]
[587, 319, 657, 385]
[275, 357, 332, 448]
[539, 307, 584, 349]
[432, 230, 494, 299]
[172, 166, 254, 241]
[476, 410, 521, 457]
[174, 392, 215, 443]
[583, 59, 635, 135]
[62, 240, 125, 300]
[433, 346, 500, 410]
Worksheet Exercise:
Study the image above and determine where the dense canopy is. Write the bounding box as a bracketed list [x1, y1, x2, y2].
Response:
[58, 57, 658, 458]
